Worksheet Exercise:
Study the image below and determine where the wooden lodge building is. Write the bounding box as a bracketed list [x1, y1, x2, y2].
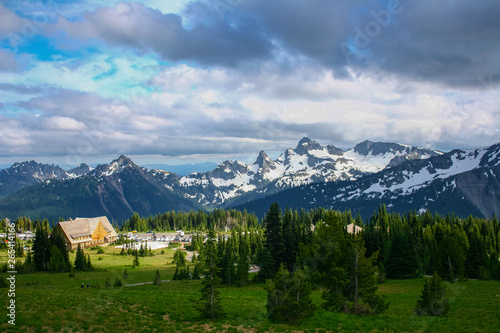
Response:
[53, 216, 118, 250]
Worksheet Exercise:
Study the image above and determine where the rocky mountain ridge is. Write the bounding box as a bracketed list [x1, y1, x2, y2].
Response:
[3, 138, 498, 221]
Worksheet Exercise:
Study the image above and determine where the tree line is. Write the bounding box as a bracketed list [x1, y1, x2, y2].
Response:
[194, 203, 499, 322]
[121, 209, 260, 232]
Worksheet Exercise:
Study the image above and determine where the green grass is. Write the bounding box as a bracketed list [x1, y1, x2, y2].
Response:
[1, 245, 500, 332]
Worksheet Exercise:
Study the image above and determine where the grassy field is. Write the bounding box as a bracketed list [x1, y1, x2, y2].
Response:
[1, 244, 500, 332]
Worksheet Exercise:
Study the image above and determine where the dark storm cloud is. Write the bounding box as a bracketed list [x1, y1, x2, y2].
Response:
[52, 1, 500, 87]
[58, 2, 271, 67]
[236, 0, 500, 87]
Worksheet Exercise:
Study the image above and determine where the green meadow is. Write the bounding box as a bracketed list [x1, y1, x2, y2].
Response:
[1, 244, 499, 332]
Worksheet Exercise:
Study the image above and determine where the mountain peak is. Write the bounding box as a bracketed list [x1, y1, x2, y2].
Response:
[254, 150, 276, 173]
[114, 155, 133, 165]
[353, 140, 403, 156]
[89, 155, 138, 177]
[295, 137, 323, 154]
[68, 163, 91, 177]
[298, 137, 313, 146]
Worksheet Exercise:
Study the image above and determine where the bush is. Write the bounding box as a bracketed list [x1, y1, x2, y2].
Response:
[113, 278, 123, 287]
[266, 265, 316, 324]
[415, 272, 450, 316]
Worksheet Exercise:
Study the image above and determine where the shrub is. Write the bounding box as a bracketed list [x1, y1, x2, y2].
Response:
[415, 272, 450, 316]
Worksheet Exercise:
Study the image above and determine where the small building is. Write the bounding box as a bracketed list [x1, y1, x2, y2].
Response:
[346, 223, 363, 235]
[53, 216, 118, 250]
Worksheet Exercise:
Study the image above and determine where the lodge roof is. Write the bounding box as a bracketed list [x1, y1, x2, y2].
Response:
[57, 216, 117, 244]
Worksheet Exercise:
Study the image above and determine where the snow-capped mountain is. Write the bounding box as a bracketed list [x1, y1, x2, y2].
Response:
[67, 163, 93, 177]
[173, 137, 441, 207]
[236, 143, 500, 218]
[0, 155, 200, 221]
[89, 155, 142, 178]
[3, 138, 498, 221]
[0, 161, 90, 198]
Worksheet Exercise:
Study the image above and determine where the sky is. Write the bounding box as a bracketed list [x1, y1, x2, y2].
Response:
[0, 0, 499, 167]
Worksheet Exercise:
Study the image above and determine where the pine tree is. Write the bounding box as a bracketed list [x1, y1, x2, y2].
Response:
[154, 270, 162, 286]
[173, 249, 189, 280]
[220, 235, 236, 285]
[123, 268, 128, 279]
[265, 264, 316, 323]
[282, 207, 297, 271]
[385, 227, 418, 279]
[133, 249, 140, 267]
[236, 232, 249, 287]
[320, 222, 389, 315]
[438, 237, 465, 282]
[198, 229, 225, 319]
[465, 229, 488, 279]
[346, 236, 389, 315]
[48, 245, 65, 272]
[33, 223, 51, 271]
[264, 203, 285, 277]
[74, 245, 86, 271]
[256, 247, 275, 282]
[415, 272, 450, 316]
[192, 261, 201, 280]
[50, 231, 70, 270]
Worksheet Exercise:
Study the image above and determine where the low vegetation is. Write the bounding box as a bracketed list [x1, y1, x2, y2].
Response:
[0, 239, 498, 332]
[1, 204, 499, 331]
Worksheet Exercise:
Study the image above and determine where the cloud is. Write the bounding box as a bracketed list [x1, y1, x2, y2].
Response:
[56, 2, 271, 67]
[0, 49, 19, 72]
[0, 3, 23, 36]
[1, 0, 500, 165]
[42, 116, 86, 131]
[234, 0, 500, 87]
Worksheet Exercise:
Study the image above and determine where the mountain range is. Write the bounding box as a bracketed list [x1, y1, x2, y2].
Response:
[0, 138, 498, 222]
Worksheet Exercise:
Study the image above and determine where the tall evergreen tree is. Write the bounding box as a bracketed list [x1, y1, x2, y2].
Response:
[198, 229, 225, 319]
[50, 229, 70, 269]
[74, 245, 87, 271]
[264, 203, 285, 277]
[320, 218, 389, 315]
[256, 247, 275, 282]
[220, 235, 236, 285]
[438, 237, 465, 282]
[33, 224, 51, 271]
[465, 229, 488, 279]
[282, 207, 297, 271]
[385, 226, 418, 279]
[236, 232, 249, 286]
[48, 245, 66, 273]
